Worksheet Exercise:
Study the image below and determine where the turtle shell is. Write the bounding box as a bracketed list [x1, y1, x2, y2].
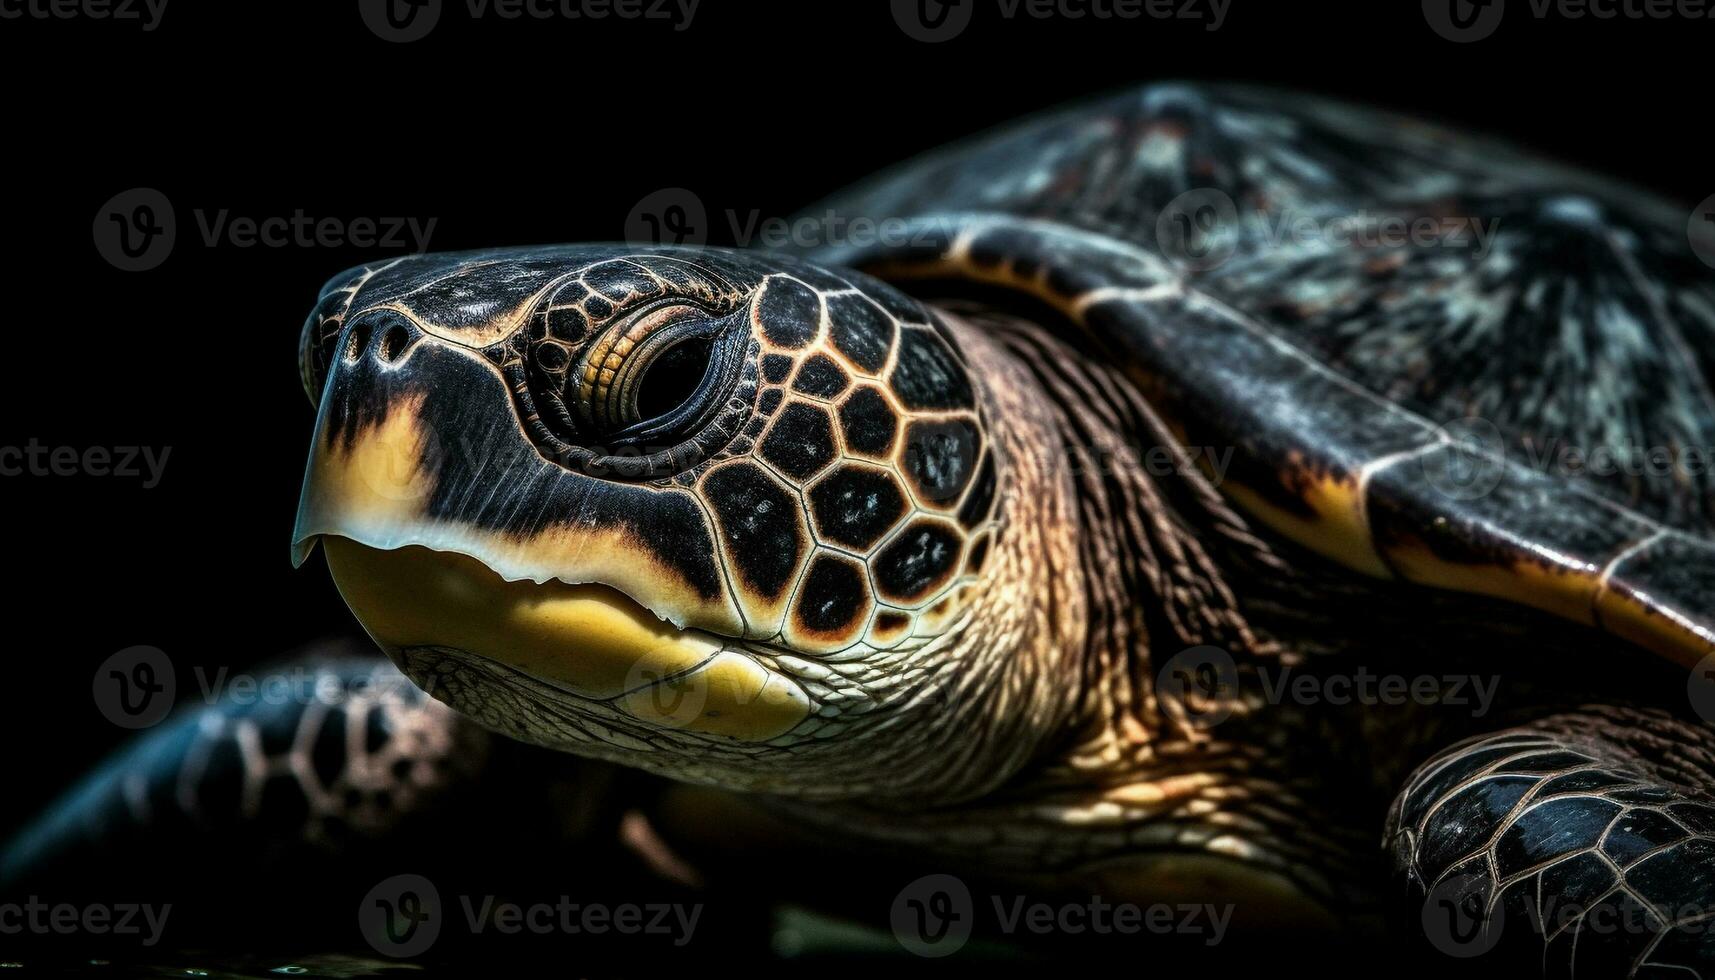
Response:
[804, 83, 1715, 668]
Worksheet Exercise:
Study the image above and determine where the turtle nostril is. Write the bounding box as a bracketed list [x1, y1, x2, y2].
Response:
[636, 335, 716, 423]
[343, 322, 371, 364]
[379, 324, 413, 363]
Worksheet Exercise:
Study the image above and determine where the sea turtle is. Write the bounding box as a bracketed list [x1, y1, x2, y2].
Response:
[10, 84, 1715, 975]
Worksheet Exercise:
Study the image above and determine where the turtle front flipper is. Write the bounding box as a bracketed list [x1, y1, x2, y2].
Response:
[0, 646, 662, 946]
[1387, 708, 1715, 975]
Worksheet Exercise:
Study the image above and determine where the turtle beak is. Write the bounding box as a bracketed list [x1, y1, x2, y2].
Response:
[292, 320, 809, 741]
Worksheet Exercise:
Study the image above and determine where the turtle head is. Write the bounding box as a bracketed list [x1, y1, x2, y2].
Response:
[294, 246, 1082, 801]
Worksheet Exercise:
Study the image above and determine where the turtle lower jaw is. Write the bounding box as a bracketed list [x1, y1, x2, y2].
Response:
[318, 536, 812, 743]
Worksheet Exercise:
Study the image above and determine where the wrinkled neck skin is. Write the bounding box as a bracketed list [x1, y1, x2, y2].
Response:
[826, 305, 1287, 780]
[761, 307, 1365, 922]
[841, 308, 1268, 796]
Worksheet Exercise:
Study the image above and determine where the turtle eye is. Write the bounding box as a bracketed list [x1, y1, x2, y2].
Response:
[573, 303, 746, 448]
[634, 331, 717, 423]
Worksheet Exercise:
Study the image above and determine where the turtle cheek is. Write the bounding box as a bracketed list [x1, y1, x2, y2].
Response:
[722, 285, 995, 654]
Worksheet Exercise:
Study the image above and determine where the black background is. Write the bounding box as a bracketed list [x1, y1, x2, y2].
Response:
[0, 0, 1705, 834]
